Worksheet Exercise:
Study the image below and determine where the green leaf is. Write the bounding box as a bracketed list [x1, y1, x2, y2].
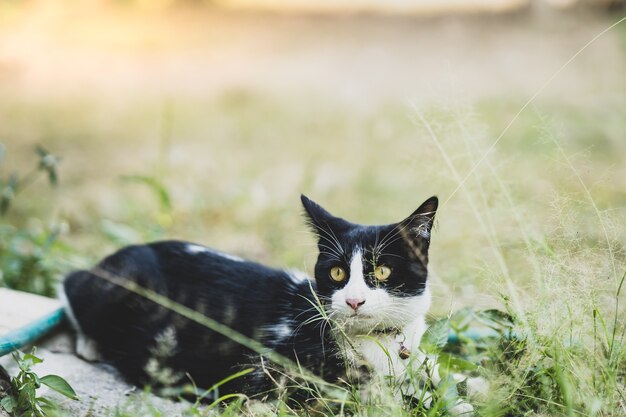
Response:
[26, 380, 37, 400]
[438, 374, 462, 410]
[420, 318, 450, 352]
[449, 307, 474, 333]
[35, 146, 60, 186]
[476, 309, 515, 329]
[437, 352, 479, 373]
[100, 219, 141, 245]
[121, 175, 172, 211]
[37, 396, 59, 416]
[32, 372, 41, 388]
[0, 175, 17, 215]
[33, 400, 45, 417]
[40, 375, 79, 400]
[0, 395, 16, 413]
[47, 166, 58, 186]
[21, 352, 44, 371]
[35, 145, 48, 158]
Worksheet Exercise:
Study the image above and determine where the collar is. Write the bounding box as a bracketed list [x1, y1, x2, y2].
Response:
[370, 327, 402, 336]
[369, 327, 411, 360]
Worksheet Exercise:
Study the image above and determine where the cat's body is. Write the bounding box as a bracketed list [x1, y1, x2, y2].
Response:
[62, 240, 342, 394]
[62, 195, 477, 414]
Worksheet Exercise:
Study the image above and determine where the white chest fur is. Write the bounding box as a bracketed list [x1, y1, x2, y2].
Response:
[351, 315, 427, 378]
[340, 315, 478, 416]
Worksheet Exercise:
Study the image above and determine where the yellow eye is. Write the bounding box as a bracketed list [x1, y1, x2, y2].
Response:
[329, 266, 346, 282]
[374, 265, 392, 281]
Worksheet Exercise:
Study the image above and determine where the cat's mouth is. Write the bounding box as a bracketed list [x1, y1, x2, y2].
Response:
[335, 312, 389, 330]
[333, 309, 374, 321]
[335, 316, 393, 336]
[329, 307, 411, 335]
[348, 310, 369, 317]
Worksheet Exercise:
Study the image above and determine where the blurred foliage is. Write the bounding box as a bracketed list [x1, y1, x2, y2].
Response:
[0, 224, 61, 297]
[0, 145, 66, 297]
[0, 145, 59, 216]
[444, 300, 626, 416]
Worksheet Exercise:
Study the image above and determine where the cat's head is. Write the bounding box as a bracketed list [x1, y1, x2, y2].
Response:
[302, 195, 437, 334]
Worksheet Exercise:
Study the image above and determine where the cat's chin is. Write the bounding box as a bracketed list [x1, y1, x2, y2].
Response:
[332, 313, 407, 336]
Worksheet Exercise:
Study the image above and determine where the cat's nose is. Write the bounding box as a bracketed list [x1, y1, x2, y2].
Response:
[346, 298, 365, 311]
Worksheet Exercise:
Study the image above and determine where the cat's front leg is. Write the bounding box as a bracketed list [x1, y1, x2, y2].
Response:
[59, 282, 103, 362]
[348, 334, 408, 404]
[404, 350, 484, 416]
[399, 319, 480, 416]
[75, 333, 104, 362]
[354, 336, 470, 414]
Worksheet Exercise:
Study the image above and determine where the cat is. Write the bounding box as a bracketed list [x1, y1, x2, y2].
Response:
[61, 195, 477, 414]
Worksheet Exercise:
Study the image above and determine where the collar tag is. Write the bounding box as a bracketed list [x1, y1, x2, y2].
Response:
[399, 343, 411, 360]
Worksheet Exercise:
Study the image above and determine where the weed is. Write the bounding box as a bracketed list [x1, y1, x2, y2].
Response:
[0, 145, 59, 217]
[0, 348, 77, 417]
[0, 145, 67, 296]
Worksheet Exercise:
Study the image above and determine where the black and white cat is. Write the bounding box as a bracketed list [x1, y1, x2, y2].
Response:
[61, 195, 476, 414]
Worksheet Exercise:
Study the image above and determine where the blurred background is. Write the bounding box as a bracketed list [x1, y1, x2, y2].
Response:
[1, 0, 625, 317]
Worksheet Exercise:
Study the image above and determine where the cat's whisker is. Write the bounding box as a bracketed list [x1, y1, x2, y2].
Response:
[318, 311, 339, 346]
[293, 306, 322, 319]
[376, 217, 418, 256]
[376, 222, 405, 253]
[316, 245, 343, 261]
[376, 251, 407, 260]
[367, 230, 382, 267]
[296, 310, 326, 323]
[376, 229, 409, 256]
[325, 227, 345, 256]
[307, 221, 345, 256]
[317, 241, 343, 260]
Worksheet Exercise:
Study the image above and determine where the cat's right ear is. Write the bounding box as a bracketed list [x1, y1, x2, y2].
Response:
[397, 196, 438, 258]
[301, 194, 337, 233]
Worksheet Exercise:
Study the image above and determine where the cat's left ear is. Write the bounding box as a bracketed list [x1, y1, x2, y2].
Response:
[301, 195, 336, 232]
[398, 196, 438, 254]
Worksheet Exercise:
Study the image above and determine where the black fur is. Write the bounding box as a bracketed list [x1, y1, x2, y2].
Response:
[64, 241, 342, 394]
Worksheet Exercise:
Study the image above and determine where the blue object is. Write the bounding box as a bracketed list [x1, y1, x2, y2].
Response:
[448, 328, 501, 343]
[0, 307, 66, 357]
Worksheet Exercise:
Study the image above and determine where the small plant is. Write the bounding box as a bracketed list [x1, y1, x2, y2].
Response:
[0, 348, 78, 417]
[0, 144, 67, 296]
[0, 145, 59, 216]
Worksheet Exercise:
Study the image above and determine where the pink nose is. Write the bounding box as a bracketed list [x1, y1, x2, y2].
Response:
[346, 298, 366, 311]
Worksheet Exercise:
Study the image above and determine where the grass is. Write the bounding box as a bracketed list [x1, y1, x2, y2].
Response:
[1, 91, 624, 415]
[4, 92, 626, 415]
[1, 15, 625, 416]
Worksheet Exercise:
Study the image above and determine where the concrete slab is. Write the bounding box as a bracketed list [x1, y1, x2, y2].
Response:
[0, 289, 61, 334]
[0, 329, 193, 417]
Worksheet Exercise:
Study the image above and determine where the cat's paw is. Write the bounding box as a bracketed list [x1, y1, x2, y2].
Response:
[447, 399, 474, 416]
[466, 376, 489, 398]
[75, 333, 103, 362]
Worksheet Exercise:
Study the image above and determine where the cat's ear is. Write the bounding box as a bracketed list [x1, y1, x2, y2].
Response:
[398, 196, 438, 258]
[301, 195, 337, 232]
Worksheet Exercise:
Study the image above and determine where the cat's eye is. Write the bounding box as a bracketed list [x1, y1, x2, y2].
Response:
[329, 266, 346, 282]
[374, 265, 392, 281]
